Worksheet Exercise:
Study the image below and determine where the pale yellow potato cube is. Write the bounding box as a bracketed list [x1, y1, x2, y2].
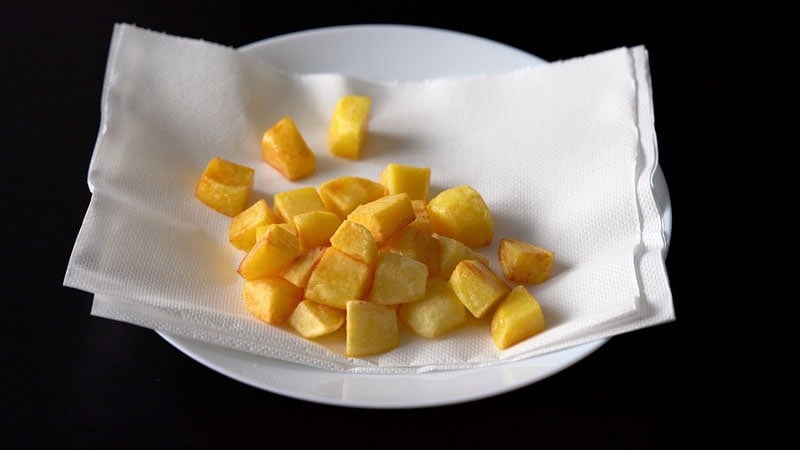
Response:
[427, 184, 494, 248]
[398, 278, 468, 338]
[498, 238, 555, 285]
[242, 276, 303, 325]
[329, 220, 378, 268]
[368, 251, 428, 305]
[327, 95, 371, 160]
[194, 157, 254, 217]
[447, 259, 511, 318]
[346, 300, 398, 357]
[293, 210, 342, 251]
[347, 193, 416, 243]
[434, 234, 490, 280]
[288, 299, 346, 339]
[305, 247, 372, 309]
[379, 163, 431, 201]
[273, 186, 328, 227]
[409, 199, 432, 233]
[491, 285, 546, 350]
[318, 175, 386, 219]
[261, 116, 316, 181]
[281, 246, 326, 289]
[381, 225, 441, 278]
[228, 199, 276, 251]
[237, 224, 301, 281]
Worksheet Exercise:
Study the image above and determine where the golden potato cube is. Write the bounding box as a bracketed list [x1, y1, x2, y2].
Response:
[346, 300, 398, 357]
[261, 116, 316, 181]
[368, 251, 428, 305]
[409, 199, 432, 233]
[305, 247, 372, 309]
[498, 238, 555, 285]
[273, 186, 328, 227]
[379, 163, 431, 201]
[288, 299, 346, 339]
[237, 224, 300, 281]
[194, 157, 254, 216]
[491, 285, 547, 350]
[327, 95, 371, 160]
[447, 259, 511, 318]
[318, 175, 386, 219]
[347, 193, 416, 243]
[398, 278, 468, 338]
[293, 210, 342, 251]
[329, 220, 378, 268]
[435, 234, 490, 280]
[382, 225, 440, 278]
[228, 199, 276, 251]
[427, 185, 493, 248]
[281, 246, 326, 289]
[242, 276, 303, 325]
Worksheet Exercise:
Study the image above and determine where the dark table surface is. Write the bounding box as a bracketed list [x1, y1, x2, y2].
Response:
[3, 2, 788, 448]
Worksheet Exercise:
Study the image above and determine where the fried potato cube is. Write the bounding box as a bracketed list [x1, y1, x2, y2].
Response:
[329, 220, 378, 268]
[427, 184, 493, 248]
[491, 285, 546, 350]
[261, 116, 316, 181]
[409, 199, 432, 233]
[281, 246, 326, 289]
[242, 276, 303, 325]
[305, 247, 372, 309]
[435, 234, 490, 280]
[293, 210, 342, 251]
[194, 157, 254, 216]
[448, 259, 511, 318]
[237, 224, 300, 281]
[398, 278, 468, 338]
[382, 225, 441, 278]
[273, 186, 328, 227]
[498, 238, 555, 285]
[327, 95, 371, 160]
[368, 251, 428, 305]
[288, 299, 346, 339]
[318, 175, 386, 219]
[228, 199, 276, 251]
[346, 300, 398, 357]
[347, 193, 416, 243]
[379, 163, 431, 201]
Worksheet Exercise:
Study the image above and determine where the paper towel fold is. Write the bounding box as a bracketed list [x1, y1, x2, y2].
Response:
[63, 23, 673, 374]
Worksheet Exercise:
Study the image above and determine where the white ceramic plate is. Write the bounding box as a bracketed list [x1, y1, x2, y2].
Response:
[157, 24, 672, 409]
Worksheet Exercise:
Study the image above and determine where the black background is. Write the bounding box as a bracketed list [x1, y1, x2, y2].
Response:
[2, 1, 788, 449]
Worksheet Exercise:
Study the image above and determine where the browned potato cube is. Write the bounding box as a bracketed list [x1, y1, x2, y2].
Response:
[288, 299, 346, 339]
[427, 184, 493, 248]
[447, 259, 511, 318]
[228, 199, 276, 251]
[194, 157, 254, 216]
[261, 116, 316, 181]
[281, 246, 326, 289]
[347, 193, 416, 243]
[327, 95, 371, 160]
[368, 251, 428, 305]
[242, 276, 303, 325]
[381, 225, 441, 278]
[237, 224, 300, 281]
[293, 210, 342, 251]
[346, 300, 398, 357]
[273, 186, 328, 227]
[318, 175, 386, 219]
[329, 220, 378, 268]
[398, 278, 467, 338]
[498, 238, 555, 285]
[379, 162, 431, 201]
[435, 234, 490, 280]
[491, 285, 546, 350]
[304, 247, 372, 309]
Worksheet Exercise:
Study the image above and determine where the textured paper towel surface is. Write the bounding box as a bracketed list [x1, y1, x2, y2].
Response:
[64, 24, 672, 374]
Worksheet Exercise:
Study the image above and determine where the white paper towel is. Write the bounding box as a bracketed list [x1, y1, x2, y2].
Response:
[64, 23, 673, 374]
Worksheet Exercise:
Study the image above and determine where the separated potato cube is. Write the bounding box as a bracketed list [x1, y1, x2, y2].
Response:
[293, 210, 342, 251]
[304, 247, 372, 309]
[347, 193, 416, 243]
[368, 251, 428, 306]
[346, 300, 398, 357]
[228, 199, 276, 251]
[498, 238, 555, 285]
[427, 184, 494, 248]
[318, 175, 386, 219]
[327, 95, 371, 160]
[379, 163, 431, 201]
[491, 285, 546, 350]
[261, 116, 316, 181]
[288, 299, 346, 339]
[242, 276, 303, 325]
[398, 278, 467, 338]
[381, 225, 441, 278]
[194, 157, 254, 216]
[448, 259, 511, 318]
[273, 186, 328, 227]
[237, 224, 301, 281]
